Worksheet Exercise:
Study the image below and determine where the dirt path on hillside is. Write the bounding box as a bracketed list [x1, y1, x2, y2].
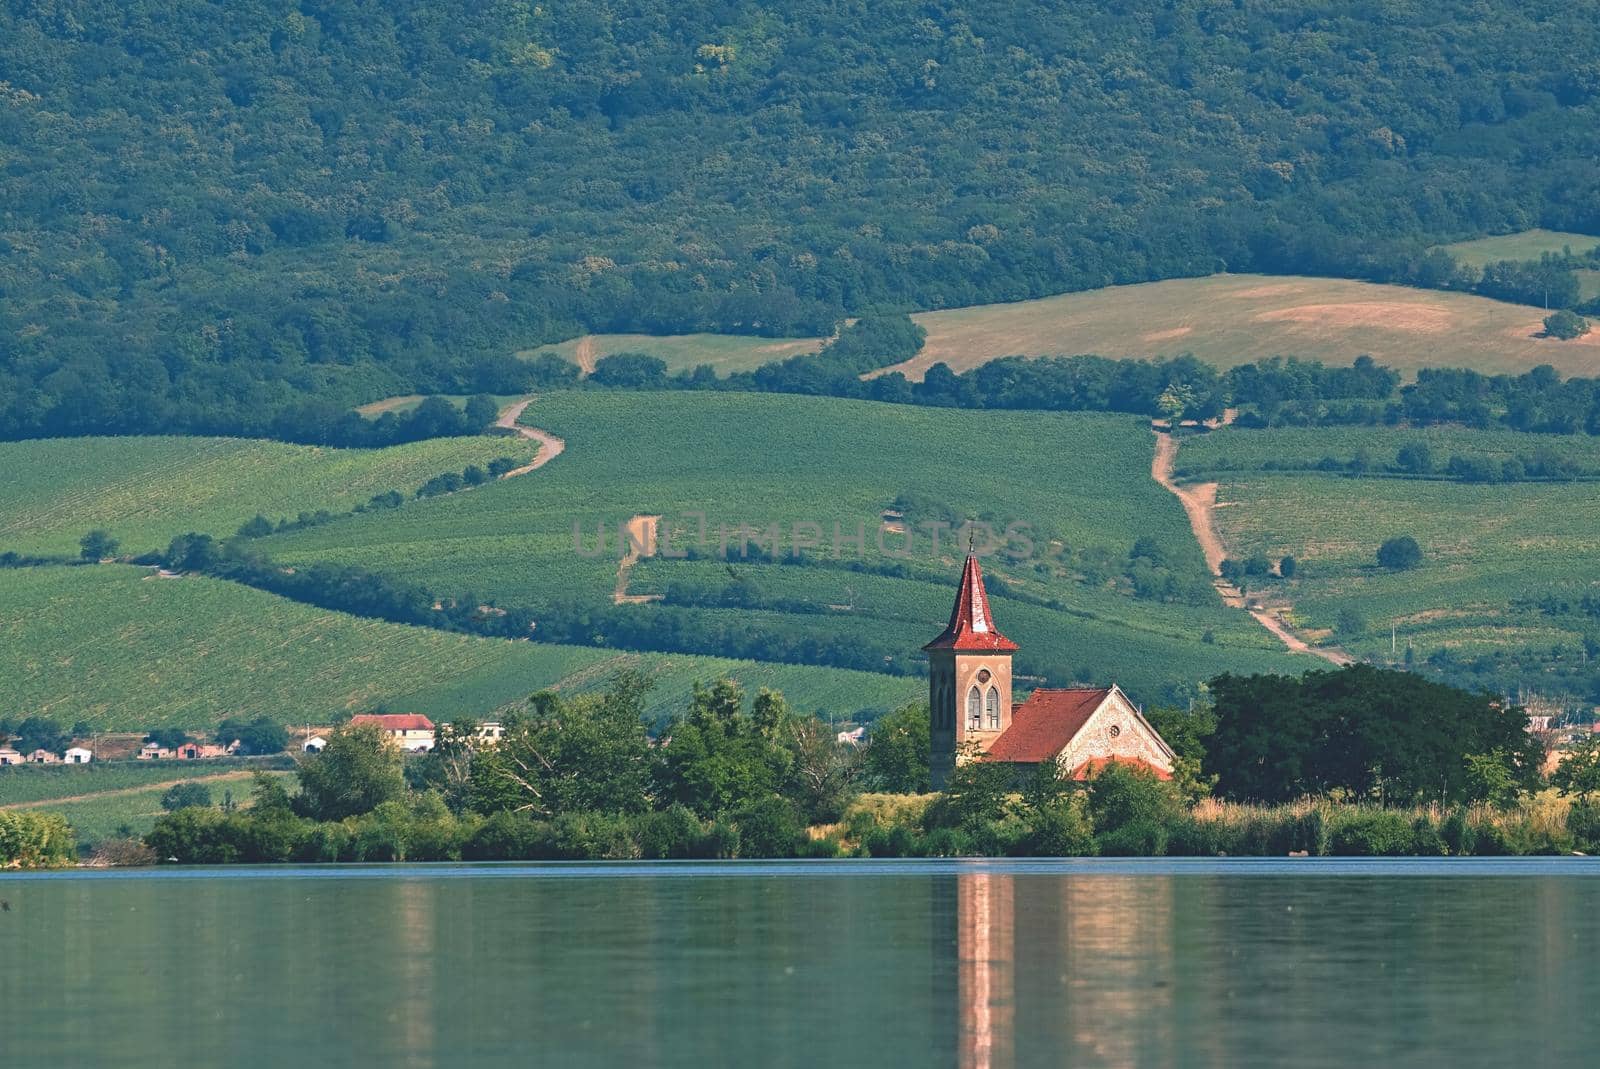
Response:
[1151, 428, 1351, 665]
[1, 770, 267, 810]
[573, 337, 599, 375]
[614, 515, 664, 604]
[495, 398, 567, 478]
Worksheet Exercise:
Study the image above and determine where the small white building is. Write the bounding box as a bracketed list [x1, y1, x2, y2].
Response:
[0, 748, 24, 766]
[303, 736, 327, 753]
[64, 747, 93, 764]
[137, 742, 170, 760]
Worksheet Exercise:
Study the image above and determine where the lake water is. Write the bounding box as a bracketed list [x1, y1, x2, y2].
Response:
[2, 859, 1597, 1068]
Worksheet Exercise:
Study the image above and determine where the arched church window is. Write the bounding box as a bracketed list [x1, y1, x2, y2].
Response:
[986, 687, 1001, 729]
[967, 686, 982, 730]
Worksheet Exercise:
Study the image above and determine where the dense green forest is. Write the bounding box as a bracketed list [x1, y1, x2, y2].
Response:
[4, 0, 1600, 438]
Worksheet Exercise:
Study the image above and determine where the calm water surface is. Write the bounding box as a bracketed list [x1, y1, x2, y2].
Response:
[2, 859, 1597, 1068]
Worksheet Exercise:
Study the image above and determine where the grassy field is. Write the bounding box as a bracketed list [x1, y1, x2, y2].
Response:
[391, 649, 920, 724]
[11, 771, 297, 847]
[0, 565, 919, 730]
[0, 759, 290, 807]
[353, 394, 526, 418]
[1175, 424, 1600, 479]
[889, 274, 1600, 381]
[529, 332, 825, 374]
[0, 435, 538, 557]
[522, 273, 1600, 382]
[1438, 230, 1600, 302]
[262, 392, 1312, 703]
[1173, 426, 1600, 667]
[1437, 229, 1600, 267]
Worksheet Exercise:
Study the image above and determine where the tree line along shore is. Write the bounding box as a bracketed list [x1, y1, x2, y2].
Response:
[7, 664, 1596, 869]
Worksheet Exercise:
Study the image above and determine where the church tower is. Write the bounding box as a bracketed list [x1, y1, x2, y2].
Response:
[924, 553, 1018, 789]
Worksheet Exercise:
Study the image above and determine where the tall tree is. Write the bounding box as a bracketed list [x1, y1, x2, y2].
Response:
[295, 723, 405, 821]
[469, 673, 654, 818]
[79, 530, 118, 561]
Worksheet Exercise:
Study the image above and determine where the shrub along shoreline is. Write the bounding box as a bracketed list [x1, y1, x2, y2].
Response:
[132, 773, 1595, 865]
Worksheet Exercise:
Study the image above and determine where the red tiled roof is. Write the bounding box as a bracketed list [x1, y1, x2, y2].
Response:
[922, 554, 1019, 652]
[350, 714, 434, 731]
[983, 687, 1111, 763]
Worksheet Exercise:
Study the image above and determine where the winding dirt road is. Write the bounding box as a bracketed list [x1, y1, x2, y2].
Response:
[495, 398, 566, 478]
[1151, 428, 1351, 665]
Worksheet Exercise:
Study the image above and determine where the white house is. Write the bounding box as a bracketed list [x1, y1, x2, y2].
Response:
[303, 736, 327, 753]
[64, 747, 93, 764]
[0, 748, 24, 766]
[349, 714, 436, 753]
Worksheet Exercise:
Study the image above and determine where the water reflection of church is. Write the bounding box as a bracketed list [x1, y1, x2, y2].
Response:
[936, 871, 1180, 1069]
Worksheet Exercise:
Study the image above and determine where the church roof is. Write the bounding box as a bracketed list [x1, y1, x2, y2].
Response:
[922, 554, 1019, 652]
[983, 687, 1111, 763]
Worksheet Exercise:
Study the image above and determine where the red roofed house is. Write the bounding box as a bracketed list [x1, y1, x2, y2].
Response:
[925, 553, 1175, 788]
[350, 714, 436, 753]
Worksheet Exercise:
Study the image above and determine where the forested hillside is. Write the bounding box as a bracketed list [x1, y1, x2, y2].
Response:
[4, 0, 1600, 438]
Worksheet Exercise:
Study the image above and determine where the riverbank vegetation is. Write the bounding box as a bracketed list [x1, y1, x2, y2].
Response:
[117, 665, 1589, 864]
[0, 811, 75, 869]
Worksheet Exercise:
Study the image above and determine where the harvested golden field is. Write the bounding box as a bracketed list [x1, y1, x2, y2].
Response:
[884, 274, 1600, 380]
[526, 274, 1600, 383]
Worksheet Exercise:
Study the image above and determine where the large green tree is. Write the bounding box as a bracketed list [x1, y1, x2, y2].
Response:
[295, 723, 406, 821]
[655, 681, 796, 818]
[1205, 666, 1542, 805]
[862, 703, 931, 794]
[469, 673, 655, 818]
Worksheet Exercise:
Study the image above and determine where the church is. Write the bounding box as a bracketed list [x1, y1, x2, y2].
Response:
[925, 552, 1176, 788]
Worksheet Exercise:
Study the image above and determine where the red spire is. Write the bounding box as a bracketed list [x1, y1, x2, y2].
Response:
[923, 554, 1019, 652]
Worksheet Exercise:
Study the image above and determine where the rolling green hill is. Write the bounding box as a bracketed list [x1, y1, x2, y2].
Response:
[260, 392, 1312, 701]
[0, 435, 537, 558]
[1169, 425, 1600, 697]
[0, 565, 920, 730]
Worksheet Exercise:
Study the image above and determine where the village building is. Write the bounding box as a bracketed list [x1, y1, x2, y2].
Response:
[303, 736, 328, 753]
[28, 749, 60, 764]
[137, 742, 169, 760]
[0, 747, 25, 766]
[64, 747, 93, 764]
[350, 714, 436, 753]
[174, 742, 233, 760]
[926, 553, 1175, 788]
